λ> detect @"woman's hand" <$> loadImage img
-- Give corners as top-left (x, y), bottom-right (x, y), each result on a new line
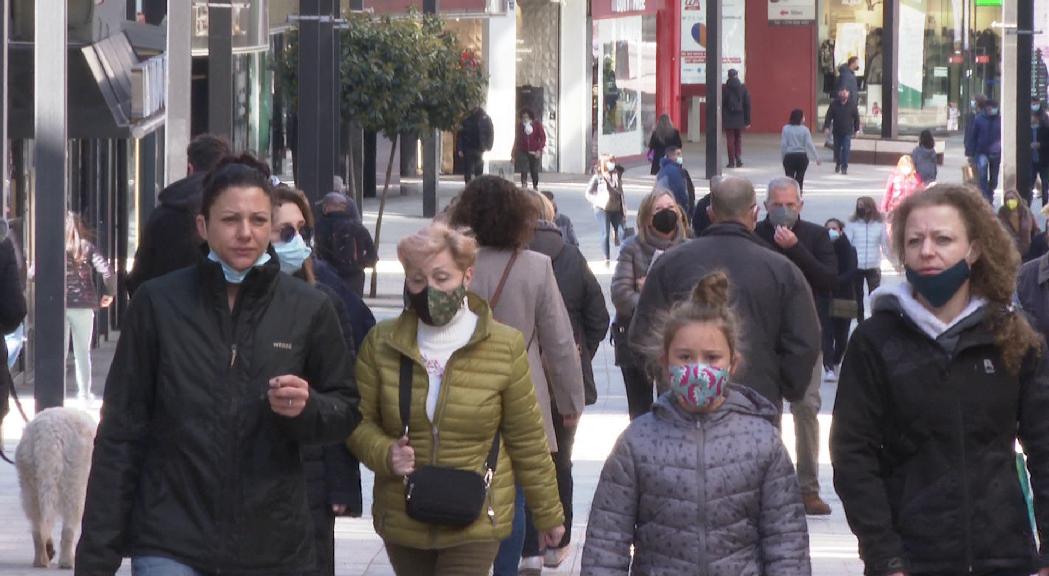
top-left (389, 436), bottom-right (416, 476)
top-left (332, 504), bottom-right (347, 514)
top-left (540, 526), bottom-right (566, 550)
top-left (636, 276), bottom-right (646, 291)
top-left (99, 295), bottom-right (114, 308)
top-left (268, 375), bottom-right (311, 418)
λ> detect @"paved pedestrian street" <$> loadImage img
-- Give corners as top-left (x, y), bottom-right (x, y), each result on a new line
top-left (0, 135), bottom-right (979, 574)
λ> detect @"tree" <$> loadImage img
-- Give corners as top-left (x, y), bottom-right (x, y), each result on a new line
top-left (338, 12), bottom-right (487, 297)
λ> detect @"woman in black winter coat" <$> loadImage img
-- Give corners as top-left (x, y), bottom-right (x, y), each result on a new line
top-left (822, 219), bottom-right (856, 377)
top-left (831, 185), bottom-right (1049, 576)
top-left (270, 187), bottom-right (366, 576)
top-left (0, 227), bottom-right (26, 426)
top-left (526, 191), bottom-right (610, 566)
top-left (77, 155), bottom-right (362, 576)
top-left (648, 114), bottom-right (683, 175)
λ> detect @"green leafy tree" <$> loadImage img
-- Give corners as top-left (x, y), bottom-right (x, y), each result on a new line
top-left (338, 12), bottom-right (487, 297)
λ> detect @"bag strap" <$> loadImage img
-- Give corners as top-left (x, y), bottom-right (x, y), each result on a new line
top-left (488, 251), bottom-right (519, 312)
top-left (398, 354), bottom-right (501, 481)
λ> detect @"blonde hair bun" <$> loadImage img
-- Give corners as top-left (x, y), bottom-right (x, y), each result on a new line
top-left (691, 271), bottom-right (731, 310)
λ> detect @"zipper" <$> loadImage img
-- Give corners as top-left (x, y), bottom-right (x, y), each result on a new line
top-left (229, 344), bottom-right (238, 368)
top-left (695, 418), bottom-right (709, 576)
top-left (948, 355), bottom-right (975, 573)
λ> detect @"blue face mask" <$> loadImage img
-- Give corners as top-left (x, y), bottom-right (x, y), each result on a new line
top-left (905, 256), bottom-right (971, 308)
top-left (208, 250), bottom-right (271, 284)
top-left (274, 233), bottom-right (313, 274)
top-left (668, 362), bottom-right (729, 410)
top-left (828, 229), bottom-right (841, 241)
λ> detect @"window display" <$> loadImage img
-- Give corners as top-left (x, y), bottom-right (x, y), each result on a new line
top-left (594, 15), bottom-right (656, 158)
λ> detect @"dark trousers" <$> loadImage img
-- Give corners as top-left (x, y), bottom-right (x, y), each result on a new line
top-left (854, 268), bottom-right (882, 322)
top-left (822, 317), bottom-right (852, 368)
top-left (522, 404), bottom-right (576, 556)
top-left (976, 154), bottom-right (1000, 203)
top-left (520, 154), bottom-right (540, 190)
top-left (463, 151), bottom-right (484, 184)
top-left (783, 152), bottom-right (810, 191)
top-left (725, 129), bottom-right (743, 162)
top-left (620, 359), bottom-right (653, 420)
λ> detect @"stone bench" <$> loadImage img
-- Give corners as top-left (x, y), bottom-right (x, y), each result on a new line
top-left (847, 136), bottom-right (945, 166)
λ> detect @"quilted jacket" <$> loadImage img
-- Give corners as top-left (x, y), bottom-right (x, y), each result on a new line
top-left (347, 293), bottom-right (563, 550)
top-left (582, 387), bottom-right (811, 576)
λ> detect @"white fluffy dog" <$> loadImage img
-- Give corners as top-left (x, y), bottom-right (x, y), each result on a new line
top-left (15, 407), bottom-right (98, 569)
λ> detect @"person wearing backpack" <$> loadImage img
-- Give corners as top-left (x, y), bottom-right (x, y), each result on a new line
top-left (722, 69), bottom-right (752, 168)
top-left (315, 192), bottom-right (377, 297)
top-left (458, 107), bottom-right (495, 184)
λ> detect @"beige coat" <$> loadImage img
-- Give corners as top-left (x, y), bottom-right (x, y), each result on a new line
top-left (471, 247), bottom-right (585, 452)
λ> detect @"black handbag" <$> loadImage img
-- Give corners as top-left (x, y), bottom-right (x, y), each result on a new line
top-left (399, 355), bottom-right (499, 527)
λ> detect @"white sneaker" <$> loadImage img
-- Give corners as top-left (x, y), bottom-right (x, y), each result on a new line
top-left (543, 545), bottom-right (572, 568)
top-left (519, 556), bottom-right (543, 576)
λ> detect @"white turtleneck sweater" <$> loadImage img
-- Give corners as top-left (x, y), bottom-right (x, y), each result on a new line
top-left (417, 301), bottom-right (479, 422)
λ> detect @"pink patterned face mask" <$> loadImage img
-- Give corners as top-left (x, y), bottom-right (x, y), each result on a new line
top-left (668, 363), bottom-right (729, 410)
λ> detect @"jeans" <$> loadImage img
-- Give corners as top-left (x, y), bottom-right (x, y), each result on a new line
top-left (725, 129), bottom-right (743, 162)
top-left (462, 151), bottom-right (484, 184)
top-left (132, 557), bottom-right (206, 576)
top-left (853, 268), bottom-right (882, 322)
top-left (834, 133), bottom-right (852, 169)
top-left (977, 153), bottom-right (1001, 204)
top-left (520, 154), bottom-right (540, 190)
top-left (594, 208), bottom-right (626, 261)
top-left (822, 317), bottom-right (852, 368)
top-left (64, 308), bottom-right (95, 397)
top-left (493, 487), bottom-right (528, 576)
top-left (782, 152), bottom-right (810, 191)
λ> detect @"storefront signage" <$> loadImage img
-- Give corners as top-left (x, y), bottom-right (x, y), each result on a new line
top-left (613, 0), bottom-right (647, 12)
top-left (362, 0), bottom-right (491, 14)
top-left (593, 0), bottom-right (661, 18)
top-left (768, 0), bottom-right (815, 25)
top-left (680, 0), bottom-right (746, 84)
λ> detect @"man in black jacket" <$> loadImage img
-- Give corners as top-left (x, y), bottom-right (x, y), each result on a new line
top-left (756, 176), bottom-right (838, 516)
top-left (630, 176), bottom-right (820, 412)
top-left (126, 134), bottom-right (230, 294)
top-left (458, 107), bottom-right (495, 183)
top-left (0, 225), bottom-right (27, 429)
top-left (823, 88), bottom-right (860, 174)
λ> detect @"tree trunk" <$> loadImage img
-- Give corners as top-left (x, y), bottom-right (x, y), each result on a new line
top-left (369, 133), bottom-right (399, 298)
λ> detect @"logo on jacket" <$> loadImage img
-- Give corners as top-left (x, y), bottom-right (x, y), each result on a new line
top-left (273, 342), bottom-right (293, 350)
top-left (983, 359), bottom-right (995, 374)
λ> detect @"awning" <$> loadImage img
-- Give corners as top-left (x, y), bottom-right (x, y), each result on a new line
top-left (7, 33), bottom-right (166, 140)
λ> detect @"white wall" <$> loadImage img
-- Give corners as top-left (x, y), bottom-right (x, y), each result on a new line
top-left (485, 11), bottom-right (518, 176)
top-left (559, 0), bottom-right (590, 173)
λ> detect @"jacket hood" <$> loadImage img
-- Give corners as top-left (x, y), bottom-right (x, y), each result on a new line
top-left (660, 156), bottom-right (680, 170)
top-left (528, 221), bottom-right (566, 260)
top-left (651, 385), bottom-right (779, 427)
top-left (726, 77), bottom-right (742, 89)
top-left (912, 146), bottom-right (937, 161)
top-left (158, 172), bottom-right (207, 212)
top-left (870, 281), bottom-right (988, 342)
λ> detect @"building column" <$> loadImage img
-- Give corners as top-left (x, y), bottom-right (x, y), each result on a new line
top-left (1002, 0), bottom-right (1020, 194)
top-left (297, 0), bottom-right (339, 203)
top-left (704, 0), bottom-right (722, 179)
top-left (208, 0), bottom-right (234, 139)
top-left (34, 0), bottom-right (69, 410)
top-left (1015, 0), bottom-right (1034, 194)
top-left (485, 8), bottom-right (518, 177)
top-left (559, 0), bottom-right (588, 174)
top-left (166, 0), bottom-right (192, 185)
top-left (1, 0), bottom-right (8, 217)
top-left (422, 0), bottom-right (439, 217)
top-left (139, 134), bottom-right (159, 228)
top-left (881, 0), bottom-right (899, 139)
top-left (656, 0), bottom-right (682, 127)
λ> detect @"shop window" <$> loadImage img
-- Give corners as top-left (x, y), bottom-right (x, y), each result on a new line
top-left (594, 15), bottom-right (657, 160)
top-left (818, 0), bottom-right (884, 131)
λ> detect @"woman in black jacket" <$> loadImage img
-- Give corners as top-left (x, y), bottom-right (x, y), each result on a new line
top-left (647, 114), bottom-right (683, 175)
top-left (526, 192), bottom-right (609, 567)
top-left (831, 184), bottom-right (1049, 576)
top-left (0, 227), bottom-right (26, 427)
top-left (822, 218), bottom-right (856, 379)
top-left (271, 186), bottom-right (364, 576)
top-left (77, 155), bottom-right (362, 576)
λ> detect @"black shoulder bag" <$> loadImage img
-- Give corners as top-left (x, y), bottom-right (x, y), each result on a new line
top-left (399, 251), bottom-right (518, 527)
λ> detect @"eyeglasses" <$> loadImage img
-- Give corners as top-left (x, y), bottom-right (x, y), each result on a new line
top-left (279, 224), bottom-right (313, 244)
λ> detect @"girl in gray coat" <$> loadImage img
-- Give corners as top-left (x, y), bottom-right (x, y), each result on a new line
top-left (582, 272), bottom-right (811, 576)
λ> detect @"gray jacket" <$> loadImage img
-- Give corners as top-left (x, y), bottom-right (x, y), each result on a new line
top-left (629, 222), bottom-right (820, 409)
top-left (582, 387), bottom-right (811, 576)
top-left (911, 145), bottom-right (938, 183)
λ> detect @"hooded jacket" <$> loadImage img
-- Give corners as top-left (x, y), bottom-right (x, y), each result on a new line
top-left (721, 77), bottom-right (752, 130)
top-left (76, 250), bottom-right (362, 576)
top-left (655, 158), bottom-right (689, 212)
top-left (911, 145), bottom-right (938, 183)
top-left (528, 221), bottom-right (610, 405)
top-left (845, 219), bottom-right (891, 271)
top-left (582, 387), bottom-right (811, 576)
top-left (126, 172), bottom-right (207, 295)
top-left (972, 111), bottom-right (1003, 157)
top-left (314, 211), bottom-right (377, 297)
top-left (831, 283), bottom-right (1049, 576)
top-left (347, 294), bottom-right (563, 549)
top-left (629, 222), bottom-right (820, 409)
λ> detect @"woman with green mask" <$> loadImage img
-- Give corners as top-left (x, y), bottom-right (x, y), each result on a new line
top-left (348, 222), bottom-right (563, 575)
top-left (998, 188), bottom-right (1039, 259)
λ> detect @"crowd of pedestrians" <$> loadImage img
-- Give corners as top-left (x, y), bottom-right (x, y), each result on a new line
top-left (5, 91), bottom-right (1049, 576)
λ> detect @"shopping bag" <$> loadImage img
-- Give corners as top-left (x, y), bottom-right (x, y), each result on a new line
top-left (824, 132), bottom-right (834, 149)
top-left (962, 163), bottom-right (977, 186)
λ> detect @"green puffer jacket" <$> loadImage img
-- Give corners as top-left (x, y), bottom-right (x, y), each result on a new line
top-left (348, 294), bottom-right (564, 549)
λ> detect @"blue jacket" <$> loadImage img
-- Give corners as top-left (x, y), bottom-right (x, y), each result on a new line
top-left (971, 112), bottom-right (1002, 157)
top-left (656, 157), bottom-right (689, 211)
top-left (314, 258), bottom-right (376, 353)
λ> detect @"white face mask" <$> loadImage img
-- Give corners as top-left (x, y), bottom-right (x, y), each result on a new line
top-left (606, 161), bottom-right (616, 171)
top-left (524, 122), bottom-right (534, 136)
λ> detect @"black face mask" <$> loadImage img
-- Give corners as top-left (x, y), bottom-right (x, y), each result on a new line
top-left (652, 209), bottom-right (679, 234)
